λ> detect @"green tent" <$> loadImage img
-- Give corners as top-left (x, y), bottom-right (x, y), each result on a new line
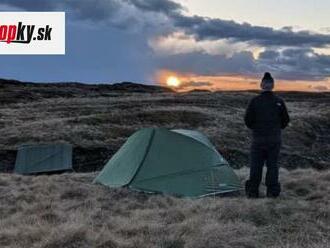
top-left (15, 143), bottom-right (72, 174)
top-left (94, 128), bottom-right (241, 197)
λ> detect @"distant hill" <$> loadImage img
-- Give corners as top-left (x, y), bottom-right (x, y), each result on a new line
top-left (0, 78), bottom-right (173, 104)
top-left (0, 77), bottom-right (329, 173)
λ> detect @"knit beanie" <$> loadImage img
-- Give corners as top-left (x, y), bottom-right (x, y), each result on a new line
top-left (260, 72), bottom-right (274, 91)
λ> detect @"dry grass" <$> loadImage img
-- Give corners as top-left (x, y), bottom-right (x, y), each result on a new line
top-left (0, 89), bottom-right (329, 171)
top-left (0, 82), bottom-right (329, 247)
top-left (0, 168), bottom-right (329, 248)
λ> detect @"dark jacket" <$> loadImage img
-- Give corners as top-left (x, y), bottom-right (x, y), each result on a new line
top-left (244, 91), bottom-right (290, 142)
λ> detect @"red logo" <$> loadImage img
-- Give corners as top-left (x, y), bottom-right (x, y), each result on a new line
top-left (0, 22), bottom-right (52, 44)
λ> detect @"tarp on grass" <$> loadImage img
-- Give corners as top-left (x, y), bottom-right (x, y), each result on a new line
top-left (15, 143), bottom-right (72, 174)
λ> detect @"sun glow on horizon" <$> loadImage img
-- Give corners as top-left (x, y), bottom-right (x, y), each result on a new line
top-left (166, 76), bottom-right (182, 87)
top-left (155, 69), bottom-right (330, 92)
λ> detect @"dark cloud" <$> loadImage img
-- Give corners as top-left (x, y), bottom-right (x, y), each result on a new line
top-left (4, 0), bottom-right (330, 48)
top-left (0, 0), bottom-right (131, 23)
top-left (258, 50), bottom-right (280, 60)
top-left (157, 51), bottom-right (256, 76)
top-left (1, 0), bottom-right (330, 83)
top-left (156, 47), bottom-right (330, 81)
top-left (0, 0), bottom-right (56, 11)
top-left (0, 0), bottom-right (178, 26)
top-left (0, 23), bottom-right (157, 83)
top-left (127, 0), bottom-right (184, 16)
top-left (258, 48), bottom-right (330, 81)
top-left (1, 0), bottom-right (173, 14)
top-left (64, 0), bottom-right (124, 22)
top-left (128, 0), bottom-right (330, 48)
top-left (171, 14), bottom-right (330, 48)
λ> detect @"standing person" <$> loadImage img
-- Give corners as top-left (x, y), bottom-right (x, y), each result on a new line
top-left (244, 72), bottom-right (290, 198)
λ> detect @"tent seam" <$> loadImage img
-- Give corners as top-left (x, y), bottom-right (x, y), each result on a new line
top-left (128, 128), bottom-right (156, 185)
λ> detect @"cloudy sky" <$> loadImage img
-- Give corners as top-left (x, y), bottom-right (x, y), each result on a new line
top-left (1, 0), bottom-right (330, 91)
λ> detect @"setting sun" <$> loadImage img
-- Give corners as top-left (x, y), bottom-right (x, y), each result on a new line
top-left (166, 76), bottom-right (181, 87)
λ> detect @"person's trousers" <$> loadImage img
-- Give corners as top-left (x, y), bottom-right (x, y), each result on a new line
top-left (246, 141), bottom-right (281, 197)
